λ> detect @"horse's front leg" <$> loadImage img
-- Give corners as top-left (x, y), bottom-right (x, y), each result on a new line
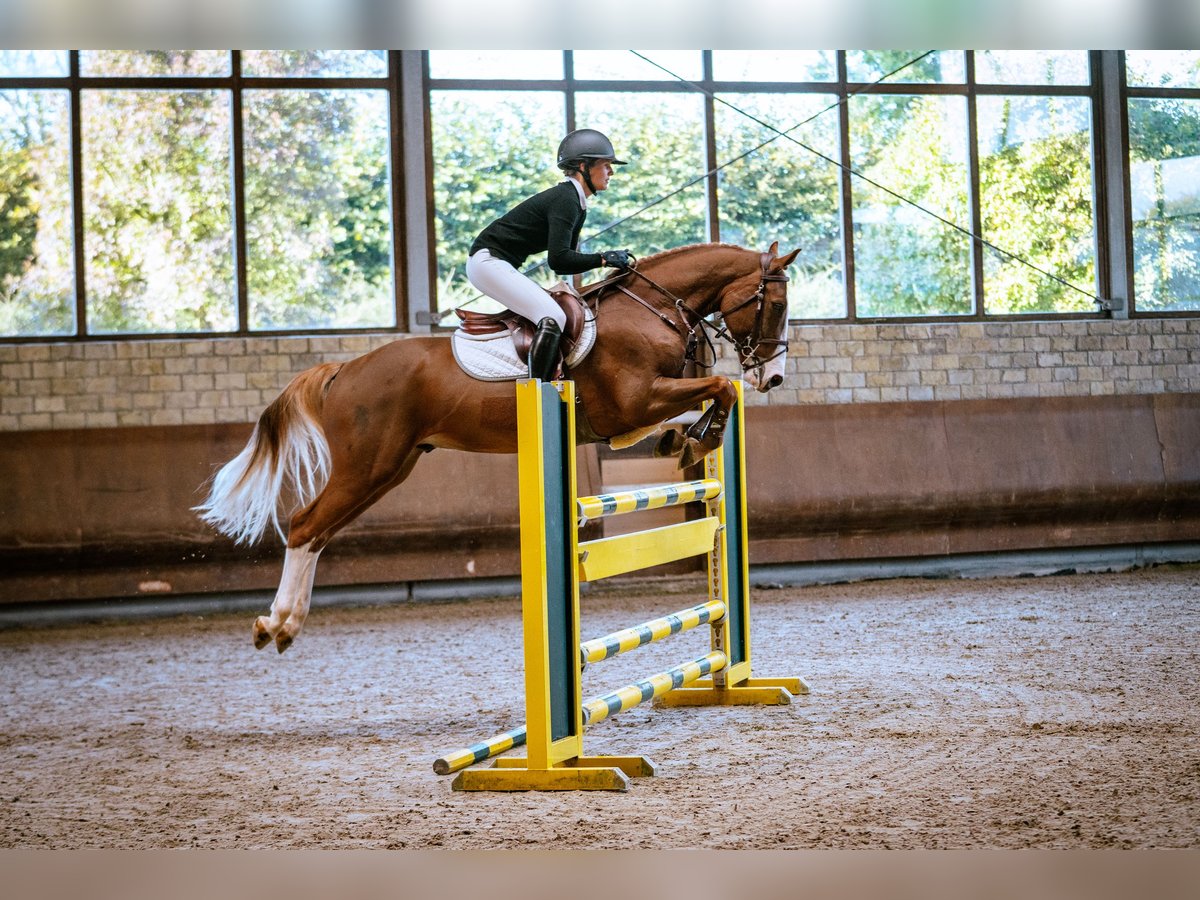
top-left (640, 375), bottom-right (739, 469)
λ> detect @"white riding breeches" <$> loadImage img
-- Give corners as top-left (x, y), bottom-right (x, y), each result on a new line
top-left (466, 249), bottom-right (567, 330)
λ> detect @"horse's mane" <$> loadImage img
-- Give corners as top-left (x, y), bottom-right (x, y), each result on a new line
top-left (633, 242), bottom-right (749, 267)
top-left (580, 242), bottom-right (753, 297)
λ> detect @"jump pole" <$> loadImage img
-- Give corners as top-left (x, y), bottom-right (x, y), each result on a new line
top-left (446, 378), bottom-right (806, 791)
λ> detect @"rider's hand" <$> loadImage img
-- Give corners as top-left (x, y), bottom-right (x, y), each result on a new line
top-left (601, 249), bottom-right (634, 270)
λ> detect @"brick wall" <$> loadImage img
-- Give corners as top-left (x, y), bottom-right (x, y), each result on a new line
top-left (2, 318), bottom-right (1199, 431)
top-left (730, 319), bottom-right (1200, 406)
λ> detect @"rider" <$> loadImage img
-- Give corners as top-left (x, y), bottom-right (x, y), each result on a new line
top-left (466, 128), bottom-right (634, 380)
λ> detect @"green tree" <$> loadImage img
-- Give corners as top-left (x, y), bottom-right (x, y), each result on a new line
top-left (0, 89), bottom-right (73, 336)
top-left (0, 140), bottom-right (38, 294)
top-left (1128, 97), bottom-right (1200, 311)
top-left (978, 97), bottom-right (1096, 313)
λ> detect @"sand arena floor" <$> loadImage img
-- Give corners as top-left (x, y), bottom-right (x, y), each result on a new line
top-left (1, 566), bottom-right (1198, 849)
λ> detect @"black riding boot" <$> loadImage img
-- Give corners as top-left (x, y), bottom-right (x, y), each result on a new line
top-left (527, 317), bottom-right (563, 381)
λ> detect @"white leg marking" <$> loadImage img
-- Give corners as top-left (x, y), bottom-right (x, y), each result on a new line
top-left (257, 544), bottom-right (322, 651)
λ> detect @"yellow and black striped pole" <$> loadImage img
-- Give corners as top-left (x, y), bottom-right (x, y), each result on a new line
top-left (576, 479), bottom-right (723, 524)
top-left (433, 726), bottom-right (526, 776)
top-left (580, 599), bottom-right (726, 666)
top-left (582, 651), bottom-right (728, 727)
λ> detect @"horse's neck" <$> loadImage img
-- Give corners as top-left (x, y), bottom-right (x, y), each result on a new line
top-left (638, 248), bottom-right (745, 316)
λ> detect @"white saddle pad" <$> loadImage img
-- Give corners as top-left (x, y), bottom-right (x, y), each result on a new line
top-left (452, 314), bottom-right (597, 381)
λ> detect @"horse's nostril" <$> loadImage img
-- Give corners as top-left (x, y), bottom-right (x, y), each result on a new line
top-left (765, 374), bottom-right (783, 390)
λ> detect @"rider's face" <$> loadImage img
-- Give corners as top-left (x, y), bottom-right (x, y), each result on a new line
top-left (586, 159), bottom-right (614, 193)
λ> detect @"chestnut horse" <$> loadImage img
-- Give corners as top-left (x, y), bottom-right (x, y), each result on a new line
top-left (197, 241), bottom-right (800, 652)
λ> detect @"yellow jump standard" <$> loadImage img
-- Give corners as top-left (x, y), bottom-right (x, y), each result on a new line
top-left (442, 379), bottom-right (807, 792)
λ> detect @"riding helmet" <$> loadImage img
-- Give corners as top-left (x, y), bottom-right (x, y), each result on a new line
top-left (557, 129), bottom-right (627, 168)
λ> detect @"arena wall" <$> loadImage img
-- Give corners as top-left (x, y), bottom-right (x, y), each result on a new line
top-left (2, 317), bottom-right (1199, 603)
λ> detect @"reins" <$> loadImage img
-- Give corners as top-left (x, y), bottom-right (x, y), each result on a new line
top-left (587, 249), bottom-right (790, 375)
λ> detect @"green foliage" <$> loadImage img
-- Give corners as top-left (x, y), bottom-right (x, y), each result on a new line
top-left (979, 99), bottom-right (1097, 313)
top-left (244, 89), bottom-right (393, 329)
top-left (0, 140), bottom-right (38, 290)
top-left (0, 89), bottom-right (74, 336)
top-left (4, 51), bottom-right (1200, 336)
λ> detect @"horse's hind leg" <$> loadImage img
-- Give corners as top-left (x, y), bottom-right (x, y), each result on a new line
top-left (256, 445), bottom-right (427, 653)
top-left (254, 545), bottom-right (321, 650)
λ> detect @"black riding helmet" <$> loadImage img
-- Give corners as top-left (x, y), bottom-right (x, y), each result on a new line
top-left (556, 128), bottom-right (627, 170)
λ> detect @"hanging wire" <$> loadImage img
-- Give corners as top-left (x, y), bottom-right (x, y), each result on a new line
top-left (436, 50), bottom-right (940, 321)
top-left (627, 50), bottom-right (1104, 308)
top-left (438, 49), bottom-right (1103, 321)
top-left (580, 51), bottom-right (938, 246)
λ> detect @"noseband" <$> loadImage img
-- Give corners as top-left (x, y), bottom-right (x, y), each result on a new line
top-left (595, 250), bottom-right (790, 375)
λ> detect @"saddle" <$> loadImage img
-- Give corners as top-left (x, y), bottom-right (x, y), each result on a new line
top-left (455, 282), bottom-right (589, 368)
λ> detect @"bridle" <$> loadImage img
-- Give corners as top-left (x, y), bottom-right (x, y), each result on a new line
top-left (588, 249), bottom-right (790, 376)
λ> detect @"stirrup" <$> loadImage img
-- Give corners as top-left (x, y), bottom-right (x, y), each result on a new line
top-left (527, 317), bottom-right (563, 381)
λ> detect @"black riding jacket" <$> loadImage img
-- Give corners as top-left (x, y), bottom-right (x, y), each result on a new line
top-left (470, 181), bottom-right (604, 275)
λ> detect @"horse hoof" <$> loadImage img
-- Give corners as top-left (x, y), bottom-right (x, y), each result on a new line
top-left (678, 443), bottom-right (698, 470)
top-left (252, 618), bottom-right (272, 650)
top-left (275, 633), bottom-right (294, 654)
top-left (654, 429), bottom-right (684, 458)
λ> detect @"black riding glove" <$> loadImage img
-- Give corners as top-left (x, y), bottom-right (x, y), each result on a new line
top-left (601, 249), bottom-right (634, 270)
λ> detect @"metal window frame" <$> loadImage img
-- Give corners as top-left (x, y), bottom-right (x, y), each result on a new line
top-left (4, 49), bottom-right (1200, 343)
top-left (423, 49), bottom-right (1140, 327)
top-left (0, 49), bottom-right (409, 343)
top-left (1121, 52), bottom-right (1200, 318)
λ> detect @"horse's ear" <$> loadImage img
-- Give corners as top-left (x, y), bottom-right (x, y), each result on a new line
top-left (773, 247), bottom-right (802, 270)
top-left (766, 240), bottom-right (779, 256)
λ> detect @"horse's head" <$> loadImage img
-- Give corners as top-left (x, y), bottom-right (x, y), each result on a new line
top-left (717, 242), bottom-right (801, 393)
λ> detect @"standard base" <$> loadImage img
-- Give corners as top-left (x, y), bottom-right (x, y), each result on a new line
top-left (451, 755), bottom-right (656, 792)
top-left (653, 676), bottom-right (808, 707)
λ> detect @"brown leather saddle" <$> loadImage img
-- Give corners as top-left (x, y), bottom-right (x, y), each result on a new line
top-left (455, 282), bottom-right (590, 367)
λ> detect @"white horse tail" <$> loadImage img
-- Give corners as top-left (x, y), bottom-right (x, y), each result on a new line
top-left (195, 362), bottom-right (342, 545)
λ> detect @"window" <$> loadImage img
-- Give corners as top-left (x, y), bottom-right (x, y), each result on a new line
top-left (243, 88), bottom-right (394, 330)
top-left (0, 50), bottom-right (397, 338)
top-left (976, 93), bottom-right (1096, 313)
top-left (573, 92), bottom-right (708, 253)
top-left (0, 85), bottom-right (73, 336)
top-left (1126, 51), bottom-right (1200, 313)
top-left (429, 90), bottom-right (565, 312)
top-left (715, 92), bottom-right (843, 318)
top-left (850, 93), bottom-right (973, 317)
top-left (426, 50), bottom-right (1109, 321)
top-left (2, 51), bottom-right (1198, 341)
